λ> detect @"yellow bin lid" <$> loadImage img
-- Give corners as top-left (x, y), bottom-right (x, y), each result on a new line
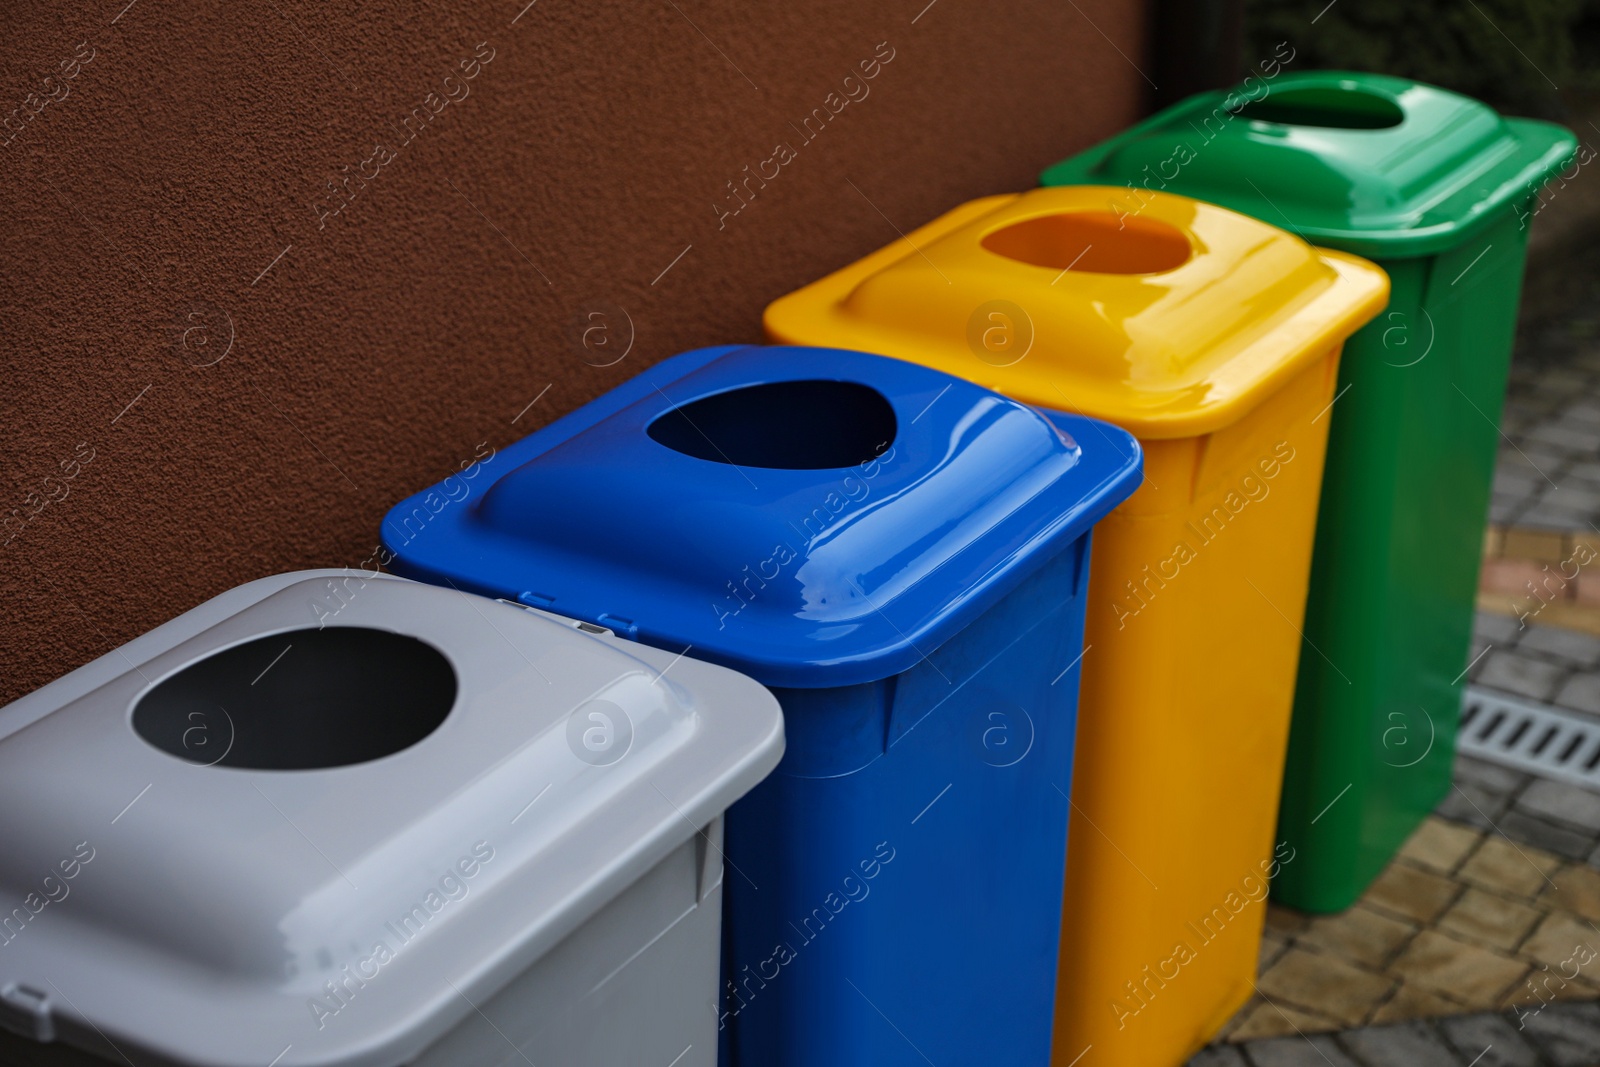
top-left (764, 186), bottom-right (1390, 440)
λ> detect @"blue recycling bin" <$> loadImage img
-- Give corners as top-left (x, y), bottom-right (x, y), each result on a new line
top-left (382, 344), bottom-right (1141, 1066)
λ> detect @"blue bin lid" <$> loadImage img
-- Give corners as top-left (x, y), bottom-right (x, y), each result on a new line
top-left (383, 345), bottom-right (1141, 688)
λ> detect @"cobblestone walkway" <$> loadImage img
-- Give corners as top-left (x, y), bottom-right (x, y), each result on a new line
top-left (1493, 356), bottom-right (1600, 533)
top-left (1487, 211), bottom-right (1600, 536)
top-left (1480, 526), bottom-right (1600, 638)
top-left (1196, 1004), bottom-right (1600, 1066)
top-left (1183, 249), bottom-right (1600, 1067)
top-left (1186, 623), bottom-right (1600, 1064)
top-left (1456, 614), bottom-right (1600, 862)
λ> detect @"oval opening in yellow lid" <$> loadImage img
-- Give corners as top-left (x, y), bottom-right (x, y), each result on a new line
top-left (980, 211), bottom-right (1195, 275)
top-left (766, 186), bottom-right (1389, 439)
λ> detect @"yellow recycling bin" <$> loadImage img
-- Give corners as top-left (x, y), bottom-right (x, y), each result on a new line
top-left (765, 186), bottom-right (1388, 1066)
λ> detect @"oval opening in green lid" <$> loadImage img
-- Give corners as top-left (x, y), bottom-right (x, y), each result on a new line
top-left (1237, 86), bottom-right (1404, 130)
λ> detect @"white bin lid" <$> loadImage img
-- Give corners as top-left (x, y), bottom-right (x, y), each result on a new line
top-left (0, 571), bottom-right (783, 1067)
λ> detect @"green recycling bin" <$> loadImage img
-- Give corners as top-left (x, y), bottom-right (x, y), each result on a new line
top-left (1043, 70), bottom-right (1578, 912)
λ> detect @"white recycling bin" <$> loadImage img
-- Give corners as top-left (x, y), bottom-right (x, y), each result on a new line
top-left (0, 570), bottom-right (782, 1067)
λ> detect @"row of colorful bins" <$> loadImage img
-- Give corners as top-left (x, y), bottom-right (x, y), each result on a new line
top-left (1042, 70), bottom-right (1578, 919)
top-left (765, 70), bottom-right (1576, 1063)
top-left (389, 344), bottom-right (1144, 1064)
top-left (0, 351), bottom-right (1141, 1067)
top-left (766, 186), bottom-right (1386, 1063)
top-left (0, 71), bottom-right (1576, 1067)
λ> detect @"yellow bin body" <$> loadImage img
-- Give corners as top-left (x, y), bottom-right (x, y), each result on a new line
top-left (764, 186), bottom-right (1388, 1066)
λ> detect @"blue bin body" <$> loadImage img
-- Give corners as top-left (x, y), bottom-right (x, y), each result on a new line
top-left (381, 344), bottom-right (1141, 1066)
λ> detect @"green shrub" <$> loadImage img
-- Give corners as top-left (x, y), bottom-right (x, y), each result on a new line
top-left (1244, 0), bottom-right (1600, 118)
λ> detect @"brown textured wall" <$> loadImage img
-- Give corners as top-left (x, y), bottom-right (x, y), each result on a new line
top-left (0, 0), bottom-right (1147, 703)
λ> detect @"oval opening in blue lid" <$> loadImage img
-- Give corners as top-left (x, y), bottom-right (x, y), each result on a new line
top-left (646, 379), bottom-right (897, 470)
top-left (382, 344), bottom-right (1144, 688)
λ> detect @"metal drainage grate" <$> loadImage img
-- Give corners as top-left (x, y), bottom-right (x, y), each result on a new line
top-left (1460, 686), bottom-right (1600, 790)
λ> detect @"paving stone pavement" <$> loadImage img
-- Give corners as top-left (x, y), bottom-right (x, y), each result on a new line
top-left (1190, 1004), bottom-right (1600, 1066)
top-left (1182, 253), bottom-right (1600, 1065)
top-left (1179, 609), bottom-right (1600, 1065)
top-left (1455, 611), bottom-right (1600, 867)
top-left (1208, 812), bottom-right (1600, 1041)
top-left (1491, 337), bottom-right (1600, 533)
top-left (1477, 526), bottom-right (1600, 637)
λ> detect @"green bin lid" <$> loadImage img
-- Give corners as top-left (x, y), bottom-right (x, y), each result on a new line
top-left (1041, 71), bottom-right (1578, 258)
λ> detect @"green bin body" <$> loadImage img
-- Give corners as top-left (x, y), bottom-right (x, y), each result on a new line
top-left (1043, 71), bottom-right (1577, 912)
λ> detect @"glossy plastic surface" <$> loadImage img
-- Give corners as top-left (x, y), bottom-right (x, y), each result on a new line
top-left (1041, 71), bottom-right (1578, 258)
top-left (383, 344), bottom-right (1143, 689)
top-left (724, 534), bottom-right (1092, 1066)
top-left (764, 186), bottom-right (1387, 439)
top-left (381, 344), bottom-right (1141, 1065)
top-left (763, 190), bottom-right (1384, 1065)
top-left (1045, 73), bottom-right (1579, 915)
top-left (0, 572), bottom-right (783, 1067)
top-left (1056, 358), bottom-right (1338, 1066)
top-left (1272, 186), bottom-right (1556, 913)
